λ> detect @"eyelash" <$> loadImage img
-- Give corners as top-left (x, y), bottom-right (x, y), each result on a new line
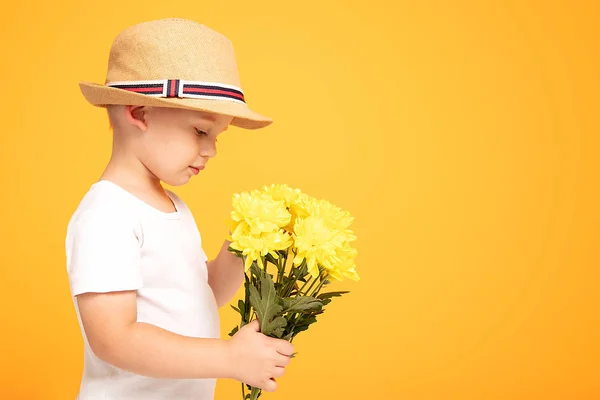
top-left (195, 128), bottom-right (218, 143)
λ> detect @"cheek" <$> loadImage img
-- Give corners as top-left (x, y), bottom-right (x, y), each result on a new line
top-left (166, 131), bottom-right (198, 154)
top-left (165, 144), bottom-right (198, 171)
top-left (144, 133), bottom-right (198, 169)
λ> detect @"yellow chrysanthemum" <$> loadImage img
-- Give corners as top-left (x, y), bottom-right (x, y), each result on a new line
top-left (261, 184), bottom-right (303, 208)
top-left (228, 185), bottom-right (359, 282)
top-left (292, 215), bottom-right (347, 278)
top-left (291, 196), bottom-right (359, 281)
top-left (326, 244), bottom-right (360, 282)
top-left (229, 220), bottom-right (293, 271)
top-left (285, 192), bottom-right (316, 233)
top-left (302, 197), bottom-right (355, 232)
top-left (230, 191), bottom-right (291, 235)
top-left (260, 184), bottom-right (311, 233)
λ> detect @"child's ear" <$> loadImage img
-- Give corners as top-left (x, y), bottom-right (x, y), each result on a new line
top-left (124, 105), bottom-right (148, 132)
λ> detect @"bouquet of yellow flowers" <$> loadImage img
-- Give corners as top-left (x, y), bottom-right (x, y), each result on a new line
top-left (226, 184), bottom-right (360, 400)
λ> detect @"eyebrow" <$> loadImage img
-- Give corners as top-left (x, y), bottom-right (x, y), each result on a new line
top-left (197, 113), bottom-right (217, 122)
top-left (194, 114), bottom-right (229, 132)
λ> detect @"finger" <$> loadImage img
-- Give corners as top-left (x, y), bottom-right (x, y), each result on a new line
top-left (271, 367), bottom-right (285, 378)
top-left (263, 378), bottom-right (277, 392)
top-left (276, 354), bottom-right (291, 367)
top-left (274, 339), bottom-right (294, 356)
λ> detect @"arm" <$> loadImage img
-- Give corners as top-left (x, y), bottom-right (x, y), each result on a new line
top-left (70, 212), bottom-right (292, 390)
top-left (206, 238), bottom-right (244, 308)
top-left (77, 290), bottom-right (231, 379)
top-left (76, 290), bottom-right (293, 390)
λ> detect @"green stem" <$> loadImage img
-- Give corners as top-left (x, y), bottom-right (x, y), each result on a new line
top-left (296, 275), bottom-right (313, 295)
top-left (281, 252), bottom-right (302, 298)
top-left (309, 273), bottom-right (330, 297)
top-left (283, 267), bottom-right (302, 298)
top-left (276, 250), bottom-right (286, 285)
top-left (274, 254), bottom-right (281, 284)
top-left (303, 275), bottom-right (319, 295)
top-left (282, 248), bottom-right (291, 280)
top-left (250, 386), bottom-right (261, 400)
top-left (261, 255), bottom-right (268, 273)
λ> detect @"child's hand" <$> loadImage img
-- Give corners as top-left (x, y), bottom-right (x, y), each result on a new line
top-left (227, 319), bottom-right (294, 392)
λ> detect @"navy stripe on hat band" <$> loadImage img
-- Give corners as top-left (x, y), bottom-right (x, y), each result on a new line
top-left (106, 79), bottom-right (246, 104)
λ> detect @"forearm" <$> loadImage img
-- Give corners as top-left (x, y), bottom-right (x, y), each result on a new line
top-left (207, 239), bottom-right (244, 308)
top-left (101, 321), bottom-right (233, 379)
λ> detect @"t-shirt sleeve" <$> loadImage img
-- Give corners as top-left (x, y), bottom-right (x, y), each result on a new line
top-left (66, 210), bottom-right (143, 296)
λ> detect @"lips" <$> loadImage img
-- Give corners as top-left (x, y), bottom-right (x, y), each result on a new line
top-left (189, 165), bottom-right (205, 175)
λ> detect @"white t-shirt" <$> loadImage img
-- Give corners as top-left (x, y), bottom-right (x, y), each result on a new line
top-left (65, 180), bottom-right (221, 400)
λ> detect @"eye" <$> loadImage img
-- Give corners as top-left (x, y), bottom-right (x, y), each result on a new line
top-left (195, 127), bottom-right (218, 143)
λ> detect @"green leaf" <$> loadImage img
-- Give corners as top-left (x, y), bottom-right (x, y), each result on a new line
top-left (248, 272), bottom-right (288, 338)
top-left (228, 326), bottom-right (239, 337)
top-left (227, 245), bottom-right (244, 258)
top-left (296, 315), bottom-right (318, 327)
top-left (238, 299), bottom-right (246, 316)
top-left (249, 263), bottom-right (262, 278)
top-left (281, 296), bottom-right (323, 314)
top-left (265, 253), bottom-right (285, 271)
top-left (230, 304), bottom-right (241, 314)
top-left (295, 263), bottom-right (308, 277)
top-left (286, 314), bottom-right (319, 337)
top-left (279, 276), bottom-right (298, 297)
top-left (265, 252), bottom-right (279, 266)
top-left (293, 325), bottom-right (310, 335)
top-left (268, 317), bottom-right (287, 338)
top-left (317, 291), bottom-right (350, 300)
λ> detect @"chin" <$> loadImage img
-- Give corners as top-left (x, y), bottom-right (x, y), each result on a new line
top-left (161, 175), bottom-right (191, 187)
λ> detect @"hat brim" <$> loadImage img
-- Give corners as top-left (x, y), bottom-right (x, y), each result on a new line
top-left (79, 81), bottom-right (273, 130)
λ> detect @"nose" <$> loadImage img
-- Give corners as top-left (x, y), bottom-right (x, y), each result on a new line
top-left (200, 140), bottom-right (217, 159)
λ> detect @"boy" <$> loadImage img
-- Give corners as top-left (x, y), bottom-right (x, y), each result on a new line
top-left (66, 18), bottom-right (293, 399)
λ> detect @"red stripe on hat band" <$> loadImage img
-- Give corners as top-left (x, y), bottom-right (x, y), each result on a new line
top-left (170, 80), bottom-right (176, 97)
top-left (184, 88), bottom-right (245, 100)
top-left (109, 80), bottom-right (245, 102)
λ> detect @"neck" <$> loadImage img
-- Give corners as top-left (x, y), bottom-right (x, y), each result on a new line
top-left (100, 145), bottom-right (163, 196)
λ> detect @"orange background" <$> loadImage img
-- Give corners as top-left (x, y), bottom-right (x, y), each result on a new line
top-left (1, 1), bottom-right (599, 399)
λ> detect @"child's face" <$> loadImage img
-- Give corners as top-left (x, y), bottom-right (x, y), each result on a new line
top-left (134, 106), bottom-right (233, 186)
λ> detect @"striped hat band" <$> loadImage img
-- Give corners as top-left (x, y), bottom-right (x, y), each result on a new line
top-left (106, 79), bottom-right (246, 104)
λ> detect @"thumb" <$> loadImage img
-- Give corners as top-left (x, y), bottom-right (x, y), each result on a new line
top-left (243, 319), bottom-right (260, 332)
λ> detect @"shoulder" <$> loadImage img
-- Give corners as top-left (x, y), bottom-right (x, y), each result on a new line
top-left (67, 181), bottom-right (141, 235)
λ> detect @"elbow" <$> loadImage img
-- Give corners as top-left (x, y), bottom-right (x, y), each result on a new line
top-left (87, 329), bottom-right (130, 368)
top-left (88, 337), bottom-right (115, 364)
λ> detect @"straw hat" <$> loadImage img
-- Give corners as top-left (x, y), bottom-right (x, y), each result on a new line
top-left (79, 18), bottom-right (272, 129)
